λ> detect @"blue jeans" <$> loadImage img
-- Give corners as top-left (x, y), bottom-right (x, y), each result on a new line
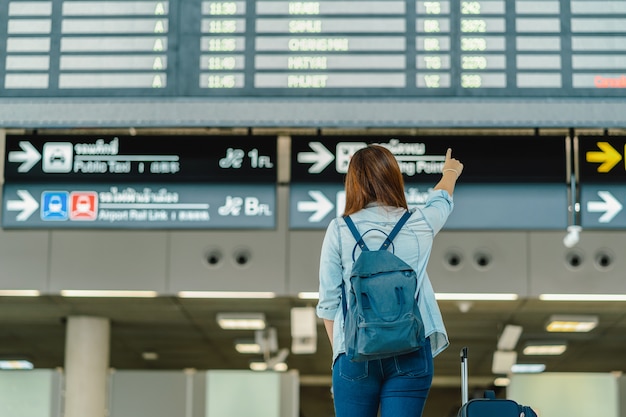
top-left (332, 342), bottom-right (433, 417)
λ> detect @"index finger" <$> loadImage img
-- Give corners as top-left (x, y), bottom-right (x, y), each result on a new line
top-left (446, 148), bottom-right (452, 160)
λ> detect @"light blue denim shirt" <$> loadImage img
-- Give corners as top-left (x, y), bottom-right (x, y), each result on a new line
top-left (316, 189), bottom-right (452, 365)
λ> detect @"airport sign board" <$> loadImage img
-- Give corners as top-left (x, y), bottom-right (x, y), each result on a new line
top-left (291, 135), bottom-right (567, 183)
top-left (5, 135), bottom-right (276, 183)
top-left (3, 135), bottom-right (277, 229)
top-left (290, 183), bottom-right (568, 230)
top-left (2, 183), bottom-right (275, 229)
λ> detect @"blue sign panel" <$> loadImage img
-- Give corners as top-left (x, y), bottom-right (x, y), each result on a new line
top-left (445, 183), bottom-right (568, 230)
top-left (289, 183), bottom-right (568, 230)
top-left (290, 184), bottom-right (344, 229)
top-left (581, 185), bottom-right (626, 229)
top-left (3, 183), bottom-right (275, 229)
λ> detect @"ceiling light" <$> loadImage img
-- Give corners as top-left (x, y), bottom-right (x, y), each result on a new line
top-left (546, 315), bottom-right (598, 332)
top-left (235, 341), bottom-right (262, 354)
top-left (456, 301), bottom-right (473, 313)
top-left (435, 293), bottom-right (519, 301)
top-left (497, 324), bottom-right (523, 351)
top-left (178, 291), bottom-right (275, 299)
top-left (249, 360), bottom-right (288, 372)
top-left (265, 348), bottom-right (290, 371)
top-left (217, 313), bottom-right (266, 330)
top-left (511, 363), bottom-right (546, 373)
top-left (297, 292), bottom-right (319, 300)
top-left (272, 362), bottom-right (288, 372)
top-left (0, 360), bottom-right (34, 370)
top-left (0, 290), bottom-right (40, 297)
top-left (60, 290), bottom-right (158, 298)
top-left (523, 342), bottom-right (567, 356)
top-left (492, 350), bottom-right (517, 374)
top-left (540, 293), bottom-right (626, 301)
top-left (249, 361), bottom-right (268, 371)
top-left (494, 377), bottom-right (510, 387)
top-left (141, 352), bottom-right (159, 361)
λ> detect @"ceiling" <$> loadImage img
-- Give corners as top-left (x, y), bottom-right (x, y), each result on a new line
top-left (1, 294), bottom-right (625, 388)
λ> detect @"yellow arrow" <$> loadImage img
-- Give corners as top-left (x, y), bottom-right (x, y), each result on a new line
top-left (586, 142), bottom-right (622, 173)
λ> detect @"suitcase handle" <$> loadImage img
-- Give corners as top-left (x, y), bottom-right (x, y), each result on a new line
top-left (460, 347), bottom-right (468, 405)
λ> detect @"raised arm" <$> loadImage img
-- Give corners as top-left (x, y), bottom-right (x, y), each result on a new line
top-left (434, 148), bottom-right (464, 196)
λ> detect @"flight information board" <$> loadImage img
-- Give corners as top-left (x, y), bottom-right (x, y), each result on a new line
top-left (1, 0), bottom-right (625, 98)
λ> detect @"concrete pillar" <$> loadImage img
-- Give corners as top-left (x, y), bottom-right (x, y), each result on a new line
top-left (64, 316), bottom-right (110, 417)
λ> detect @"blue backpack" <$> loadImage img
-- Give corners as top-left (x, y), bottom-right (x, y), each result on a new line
top-left (341, 210), bottom-right (426, 362)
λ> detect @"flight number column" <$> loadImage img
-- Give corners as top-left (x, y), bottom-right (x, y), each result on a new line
top-left (458, 0), bottom-right (507, 90)
top-left (254, 1), bottom-right (407, 90)
top-left (416, 1), bottom-right (452, 90)
top-left (200, 1), bottom-right (246, 89)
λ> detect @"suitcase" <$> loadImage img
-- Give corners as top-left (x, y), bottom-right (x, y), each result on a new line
top-left (457, 347), bottom-right (538, 417)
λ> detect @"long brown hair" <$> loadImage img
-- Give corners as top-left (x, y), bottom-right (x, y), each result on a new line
top-left (343, 144), bottom-right (408, 216)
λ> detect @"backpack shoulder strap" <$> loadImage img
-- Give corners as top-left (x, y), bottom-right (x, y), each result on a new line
top-left (343, 215), bottom-right (369, 251)
top-left (379, 209), bottom-right (414, 251)
top-left (341, 280), bottom-right (347, 323)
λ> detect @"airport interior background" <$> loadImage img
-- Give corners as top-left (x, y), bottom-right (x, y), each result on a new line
top-left (2, 1), bottom-right (626, 416)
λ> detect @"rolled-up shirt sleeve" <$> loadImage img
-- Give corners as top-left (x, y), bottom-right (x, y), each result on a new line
top-left (421, 189), bottom-right (454, 234)
top-left (316, 219), bottom-right (343, 321)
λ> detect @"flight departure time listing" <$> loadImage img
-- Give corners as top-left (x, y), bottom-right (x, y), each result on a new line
top-left (1, 0), bottom-right (625, 97)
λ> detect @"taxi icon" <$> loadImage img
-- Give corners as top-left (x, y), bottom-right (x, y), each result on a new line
top-left (42, 142), bottom-right (73, 173)
top-left (48, 151), bottom-right (65, 165)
